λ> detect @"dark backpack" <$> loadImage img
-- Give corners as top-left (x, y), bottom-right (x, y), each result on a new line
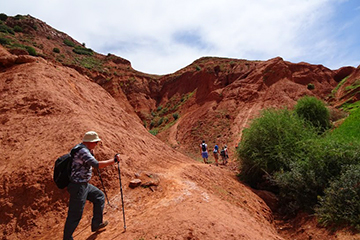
top-left (220, 149), bottom-right (225, 157)
top-left (201, 143), bottom-right (207, 152)
top-left (53, 145), bottom-right (83, 189)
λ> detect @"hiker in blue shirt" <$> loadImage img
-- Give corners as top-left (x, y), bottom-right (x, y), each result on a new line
top-left (63, 131), bottom-right (120, 240)
top-left (213, 145), bottom-right (219, 166)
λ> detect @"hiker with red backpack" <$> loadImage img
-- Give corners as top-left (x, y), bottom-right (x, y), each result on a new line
top-left (199, 140), bottom-right (209, 164)
top-left (63, 131), bottom-right (119, 240)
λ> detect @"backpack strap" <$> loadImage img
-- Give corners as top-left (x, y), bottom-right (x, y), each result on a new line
top-left (70, 144), bottom-right (85, 157)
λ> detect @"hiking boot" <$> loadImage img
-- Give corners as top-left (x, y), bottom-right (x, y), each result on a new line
top-left (92, 221), bottom-right (108, 232)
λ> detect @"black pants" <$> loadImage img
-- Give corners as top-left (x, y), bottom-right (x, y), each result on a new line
top-left (63, 182), bottom-right (105, 240)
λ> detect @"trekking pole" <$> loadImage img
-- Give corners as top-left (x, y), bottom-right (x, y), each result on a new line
top-left (115, 154), bottom-right (126, 231)
top-left (97, 169), bottom-right (112, 207)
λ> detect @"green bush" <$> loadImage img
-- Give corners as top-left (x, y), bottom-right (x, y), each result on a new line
top-left (173, 113), bottom-right (179, 120)
top-left (0, 13), bottom-right (8, 21)
top-left (273, 137), bottom-right (360, 214)
top-left (63, 39), bottom-right (75, 47)
top-left (273, 159), bottom-right (319, 213)
top-left (149, 119), bottom-right (156, 129)
top-left (31, 24), bottom-right (37, 31)
top-left (0, 24), bottom-right (15, 34)
top-left (159, 107), bottom-right (169, 116)
top-left (13, 25), bottom-right (22, 32)
top-left (157, 117), bottom-right (164, 126)
top-left (307, 83), bottom-right (315, 90)
top-left (237, 108), bottom-right (317, 187)
top-left (0, 37), bottom-right (11, 45)
top-left (14, 14), bottom-right (24, 20)
top-left (149, 129), bottom-right (158, 136)
top-left (73, 46), bottom-right (93, 55)
top-left (294, 96), bottom-right (330, 133)
top-left (316, 164), bottom-right (360, 230)
top-left (25, 46), bottom-right (37, 56)
top-left (53, 47), bottom-right (60, 53)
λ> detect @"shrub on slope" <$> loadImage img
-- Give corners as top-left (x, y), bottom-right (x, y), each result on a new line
top-left (237, 96), bottom-right (360, 222)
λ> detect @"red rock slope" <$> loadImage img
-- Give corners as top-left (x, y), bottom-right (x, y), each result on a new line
top-left (0, 46), bottom-right (284, 240)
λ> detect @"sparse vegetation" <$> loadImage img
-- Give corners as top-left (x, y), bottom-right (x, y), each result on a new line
top-left (73, 57), bottom-right (104, 71)
top-left (53, 47), bottom-right (60, 53)
top-left (344, 79), bottom-right (360, 92)
top-left (330, 76), bottom-right (349, 98)
top-left (144, 91), bottom-right (195, 136)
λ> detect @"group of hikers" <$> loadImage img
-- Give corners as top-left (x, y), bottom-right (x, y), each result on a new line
top-left (199, 140), bottom-right (229, 166)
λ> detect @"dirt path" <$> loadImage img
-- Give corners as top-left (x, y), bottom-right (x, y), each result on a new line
top-left (36, 159), bottom-right (283, 240)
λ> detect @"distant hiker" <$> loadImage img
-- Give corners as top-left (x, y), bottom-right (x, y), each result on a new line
top-left (220, 145), bottom-right (229, 165)
top-left (213, 145), bottom-right (219, 166)
top-left (63, 131), bottom-right (120, 240)
top-left (200, 140), bottom-right (209, 164)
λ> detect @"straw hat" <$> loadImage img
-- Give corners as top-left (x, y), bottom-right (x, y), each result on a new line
top-left (82, 131), bottom-right (101, 142)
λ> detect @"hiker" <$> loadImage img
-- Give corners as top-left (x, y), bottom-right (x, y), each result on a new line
top-left (220, 145), bottom-right (229, 165)
top-left (213, 145), bottom-right (219, 166)
top-left (63, 131), bottom-right (120, 240)
top-left (199, 140), bottom-right (209, 164)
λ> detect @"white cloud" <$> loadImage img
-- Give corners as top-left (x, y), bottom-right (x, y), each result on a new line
top-left (2, 0), bottom-right (359, 73)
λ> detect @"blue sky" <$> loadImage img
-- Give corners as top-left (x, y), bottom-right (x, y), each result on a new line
top-left (2, 0), bottom-right (360, 74)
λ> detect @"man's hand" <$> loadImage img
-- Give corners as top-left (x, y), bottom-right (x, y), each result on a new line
top-left (114, 153), bottom-right (120, 163)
